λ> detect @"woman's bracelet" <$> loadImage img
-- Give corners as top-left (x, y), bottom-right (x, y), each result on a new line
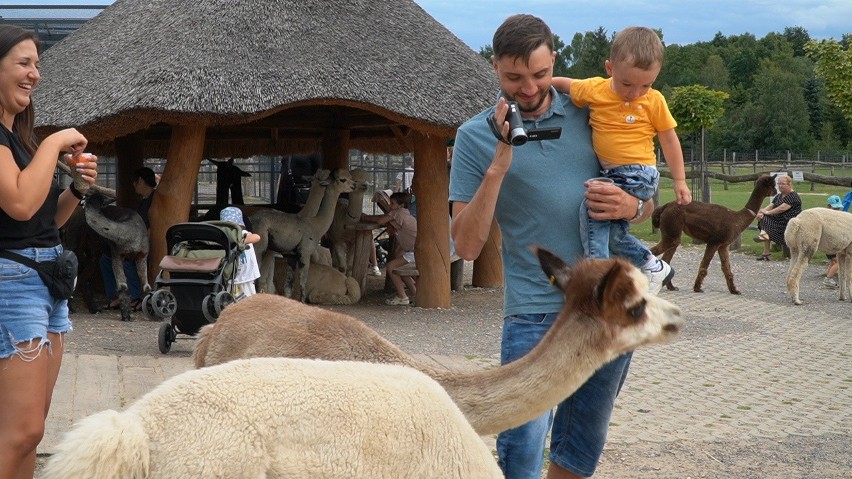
top-left (69, 183), bottom-right (85, 201)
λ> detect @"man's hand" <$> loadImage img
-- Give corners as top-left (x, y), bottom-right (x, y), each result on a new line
top-left (584, 183), bottom-right (647, 222)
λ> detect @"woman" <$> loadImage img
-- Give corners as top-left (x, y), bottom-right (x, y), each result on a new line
top-left (755, 174), bottom-right (801, 260)
top-left (0, 25), bottom-right (98, 479)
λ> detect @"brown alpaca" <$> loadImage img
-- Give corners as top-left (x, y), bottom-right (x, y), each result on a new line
top-left (650, 174), bottom-right (776, 294)
top-left (784, 208), bottom-right (852, 305)
top-left (194, 248), bottom-right (684, 435)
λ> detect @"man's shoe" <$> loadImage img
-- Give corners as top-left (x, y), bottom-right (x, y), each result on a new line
top-left (645, 260), bottom-right (674, 295)
top-left (823, 276), bottom-right (838, 289)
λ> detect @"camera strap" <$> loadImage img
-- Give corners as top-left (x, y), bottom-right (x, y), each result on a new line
top-left (486, 115), bottom-right (512, 145)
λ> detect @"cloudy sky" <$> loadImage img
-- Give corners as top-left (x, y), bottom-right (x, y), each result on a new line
top-left (413, 0), bottom-right (850, 50)
top-left (6, 0), bottom-right (850, 50)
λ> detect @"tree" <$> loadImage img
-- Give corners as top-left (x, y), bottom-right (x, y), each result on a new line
top-left (563, 27), bottom-right (609, 78)
top-left (806, 39), bottom-right (852, 123)
top-left (669, 85), bottom-right (730, 201)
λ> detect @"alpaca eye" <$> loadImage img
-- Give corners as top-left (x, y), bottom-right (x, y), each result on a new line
top-left (628, 300), bottom-right (646, 319)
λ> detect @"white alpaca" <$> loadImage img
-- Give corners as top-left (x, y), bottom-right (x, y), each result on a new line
top-left (194, 248), bottom-right (684, 435)
top-left (250, 169), bottom-right (354, 300)
top-left (326, 168), bottom-right (371, 273)
top-left (41, 358), bottom-right (503, 479)
top-left (785, 207), bottom-right (852, 305)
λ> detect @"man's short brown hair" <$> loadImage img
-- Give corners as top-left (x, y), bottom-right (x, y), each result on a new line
top-left (492, 14), bottom-right (553, 65)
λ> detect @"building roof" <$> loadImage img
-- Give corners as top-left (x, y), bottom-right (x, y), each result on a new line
top-left (32, 0), bottom-right (498, 155)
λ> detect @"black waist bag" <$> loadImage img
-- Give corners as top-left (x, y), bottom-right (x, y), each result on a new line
top-left (0, 249), bottom-right (78, 300)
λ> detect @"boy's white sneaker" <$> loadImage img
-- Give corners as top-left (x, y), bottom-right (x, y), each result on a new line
top-left (385, 296), bottom-right (410, 306)
top-left (370, 265), bottom-right (382, 276)
top-left (645, 260), bottom-right (674, 295)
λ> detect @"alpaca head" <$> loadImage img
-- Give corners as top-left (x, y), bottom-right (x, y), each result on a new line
top-left (330, 169), bottom-right (356, 194)
top-left (535, 247), bottom-right (683, 355)
top-left (308, 168), bottom-right (331, 187)
top-left (350, 168), bottom-right (371, 194)
top-left (755, 174), bottom-right (777, 198)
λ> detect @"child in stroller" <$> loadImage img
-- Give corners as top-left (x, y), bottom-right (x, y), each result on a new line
top-left (143, 215), bottom-right (254, 353)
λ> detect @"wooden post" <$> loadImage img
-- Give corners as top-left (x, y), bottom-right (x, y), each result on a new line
top-left (472, 218), bottom-right (503, 288)
top-left (148, 124), bottom-right (206, 283)
top-left (411, 131), bottom-right (451, 308)
top-left (321, 128), bottom-right (350, 171)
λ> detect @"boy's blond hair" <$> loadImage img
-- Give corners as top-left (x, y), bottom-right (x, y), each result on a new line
top-left (610, 26), bottom-right (664, 70)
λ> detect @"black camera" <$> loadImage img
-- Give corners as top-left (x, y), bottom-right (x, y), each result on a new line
top-left (487, 101), bottom-right (562, 146)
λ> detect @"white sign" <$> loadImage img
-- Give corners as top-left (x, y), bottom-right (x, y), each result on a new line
top-left (791, 170), bottom-right (804, 182)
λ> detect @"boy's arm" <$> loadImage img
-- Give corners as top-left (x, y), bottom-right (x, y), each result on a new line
top-left (658, 128), bottom-right (692, 204)
top-left (551, 77), bottom-right (573, 94)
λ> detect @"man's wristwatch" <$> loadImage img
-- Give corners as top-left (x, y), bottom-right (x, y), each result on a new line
top-left (631, 199), bottom-right (645, 222)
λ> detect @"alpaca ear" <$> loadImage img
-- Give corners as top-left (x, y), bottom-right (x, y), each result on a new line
top-left (593, 263), bottom-right (622, 307)
top-left (533, 247), bottom-right (572, 290)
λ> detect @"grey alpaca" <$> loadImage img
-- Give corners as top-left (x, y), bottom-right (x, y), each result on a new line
top-left (83, 191), bottom-right (151, 321)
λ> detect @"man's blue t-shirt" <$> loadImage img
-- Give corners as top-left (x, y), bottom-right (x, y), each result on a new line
top-left (450, 89), bottom-right (598, 316)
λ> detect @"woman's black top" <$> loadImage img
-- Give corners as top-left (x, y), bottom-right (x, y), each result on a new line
top-left (0, 124), bottom-right (61, 249)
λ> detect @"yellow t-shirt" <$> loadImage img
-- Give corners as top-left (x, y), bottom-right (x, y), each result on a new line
top-left (569, 77), bottom-right (677, 168)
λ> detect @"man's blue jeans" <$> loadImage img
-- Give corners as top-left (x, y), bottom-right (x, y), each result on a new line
top-left (99, 254), bottom-right (142, 300)
top-left (496, 313), bottom-right (632, 478)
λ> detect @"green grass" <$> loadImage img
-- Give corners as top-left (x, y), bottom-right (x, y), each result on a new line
top-left (633, 171), bottom-right (851, 263)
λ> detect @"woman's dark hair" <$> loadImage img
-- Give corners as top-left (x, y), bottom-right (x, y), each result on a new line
top-left (0, 25), bottom-right (40, 155)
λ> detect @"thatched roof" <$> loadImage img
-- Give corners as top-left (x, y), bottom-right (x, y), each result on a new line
top-left (32, 0), bottom-right (498, 156)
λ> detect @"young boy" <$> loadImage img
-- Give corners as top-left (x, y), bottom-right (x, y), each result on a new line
top-left (553, 26), bottom-right (691, 294)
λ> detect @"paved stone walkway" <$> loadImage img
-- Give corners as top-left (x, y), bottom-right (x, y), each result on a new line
top-left (38, 287), bottom-right (851, 474)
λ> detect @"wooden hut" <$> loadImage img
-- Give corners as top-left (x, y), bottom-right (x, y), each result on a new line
top-left (33, 0), bottom-right (502, 308)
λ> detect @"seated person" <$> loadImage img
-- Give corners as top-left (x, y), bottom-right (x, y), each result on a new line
top-left (361, 192), bottom-right (417, 305)
top-left (755, 174), bottom-right (801, 261)
top-left (100, 167), bottom-right (157, 309)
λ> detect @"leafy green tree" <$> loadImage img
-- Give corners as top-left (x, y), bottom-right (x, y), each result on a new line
top-left (752, 65), bottom-right (812, 150)
top-left (697, 54), bottom-right (730, 91)
top-left (669, 85), bottom-right (730, 134)
top-left (806, 39), bottom-right (852, 123)
top-left (783, 26), bottom-right (811, 57)
top-left (563, 27), bottom-right (610, 78)
top-left (478, 45), bottom-right (493, 62)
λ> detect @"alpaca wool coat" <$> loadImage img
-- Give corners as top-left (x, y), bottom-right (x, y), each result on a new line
top-left (42, 357), bottom-right (503, 479)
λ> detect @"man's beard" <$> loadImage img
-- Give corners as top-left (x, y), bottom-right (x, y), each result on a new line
top-left (511, 90), bottom-right (550, 115)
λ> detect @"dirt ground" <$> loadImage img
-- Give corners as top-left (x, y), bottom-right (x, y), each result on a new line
top-left (52, 244), bottom-right (850, 478)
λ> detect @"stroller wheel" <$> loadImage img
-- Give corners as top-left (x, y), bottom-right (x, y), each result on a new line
top-left (158, 322), bottom-right (173, 354)
top-left (141, 294), bottom-right (157, 320)
top-left (214, 291), bottom-right (235, 315)
top-left (201, 294), bottom-right (219, 323)
top-left (151, 290), bottom-right (177, 319)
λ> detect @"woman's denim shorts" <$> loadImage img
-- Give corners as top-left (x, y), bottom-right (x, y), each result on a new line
top-left (0, 246), bottom-right (71, 360)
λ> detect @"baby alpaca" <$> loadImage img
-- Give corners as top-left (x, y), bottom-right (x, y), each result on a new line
top-left (41, 358), bottom-right (503, 479)
top-left (785, 207), bottom-right (852, 305)
top-left (195, 248), bottom-right (684, 435)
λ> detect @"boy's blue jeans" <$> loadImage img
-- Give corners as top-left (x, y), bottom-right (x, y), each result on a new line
top-left (580, 165), bottom-right (659, 267)
top-left (496, 312), bottom-right (632, 478)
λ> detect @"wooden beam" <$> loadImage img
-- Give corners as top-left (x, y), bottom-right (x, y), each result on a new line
top-left (472, 218), bottom-right (502, 287)
top-left (113, 131), bottom-right (144, 208)
top-left (321, 128), bottom-right (350, 170)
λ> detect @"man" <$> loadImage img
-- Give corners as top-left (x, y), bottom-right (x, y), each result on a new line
top-left (450, 14), bottom-right (652, 479)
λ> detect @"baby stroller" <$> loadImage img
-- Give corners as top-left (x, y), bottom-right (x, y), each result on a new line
top-left (142, 221), bottom-right (246, 353)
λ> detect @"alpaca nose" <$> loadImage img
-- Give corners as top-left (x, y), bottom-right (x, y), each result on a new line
top-left (663, 305), bottom-right (684, 334)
